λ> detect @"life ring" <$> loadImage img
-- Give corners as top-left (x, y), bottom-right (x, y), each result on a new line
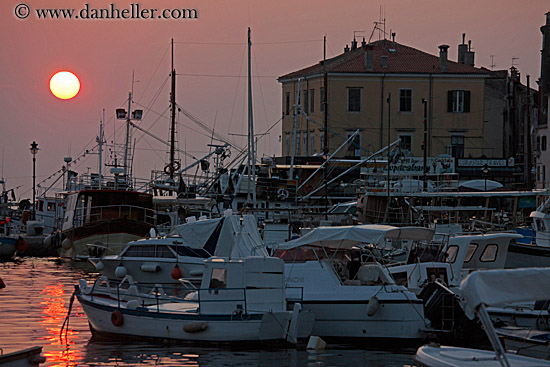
top-left (277, 188), bottom-right (289, 201)
top-left (111, 310), bottom-right (124, 326)
top-left (164, 161), bottom-right (181, 174)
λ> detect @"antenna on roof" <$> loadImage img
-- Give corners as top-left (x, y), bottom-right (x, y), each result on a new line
top-left (368, 8), bottom-right (389, 43)
top-left (511, 57), bottom-right (519, 68)
top-left (490, 55), bottom-right (496, 70)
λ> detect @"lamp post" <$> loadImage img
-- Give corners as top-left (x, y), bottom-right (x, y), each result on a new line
top-left (30, 141), bottom-right (39, 220)
top-left (482, 163), bottom-right (490, 192)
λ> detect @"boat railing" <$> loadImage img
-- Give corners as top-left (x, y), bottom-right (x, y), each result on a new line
top-left (73, 204), bottom-right (156, 226)
top-left (87, 277), bottom-right (302, 315)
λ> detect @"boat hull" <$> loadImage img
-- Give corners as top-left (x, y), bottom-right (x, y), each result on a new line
top-left (78, 295), bottom-right (313, 343)
top-left (0, 236), bottom-right (17, 259)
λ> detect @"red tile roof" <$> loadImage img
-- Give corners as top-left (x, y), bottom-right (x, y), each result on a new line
top-left (278, 39), bottom-right (489, 80)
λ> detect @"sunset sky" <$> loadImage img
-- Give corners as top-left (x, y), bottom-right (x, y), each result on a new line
top-left (1, 0), bottom-right (548, 200)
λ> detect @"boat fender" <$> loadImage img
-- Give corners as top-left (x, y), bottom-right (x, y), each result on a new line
top-left (141, 264), bottom-right (161, 272)
top-left (111, 310), bottom-right (124, 327)
top-left (183, 322), bottom-right (208, 333)
top-left (127, 300), bottom-right (140, 310)
top-left (95, 261), bottom-right (105, 271)
top-left (0, 276), bottom-right (5, 289)
top-left (61, 238), bottom-right (72, 250)
top-left (306, 336), bottom-right (326, 351)
top-left (171, 264), bottom-right (182, 280)
top-left (366, 296), bottom-right (380, 316)
top-left (115, 265), bottom-right (128, 278)
top-left (44, 234), bottom-right (53, 247)
top-left (16, 237), bottom-right (28, 252)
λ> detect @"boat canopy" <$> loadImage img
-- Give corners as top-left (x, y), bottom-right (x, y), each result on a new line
top-left (460, 268), bottom-right (550, 315)
top-left (275, 224), bottom-right (434, 250)
top-left (171, 215), bottom-right (268, 258)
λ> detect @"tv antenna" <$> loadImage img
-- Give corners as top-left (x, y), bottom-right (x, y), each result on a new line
top-left (490, 55), bottom-right (496, 70)
top-left (511, 57), bottom-right (519, 68)
top-left (368, 5), bottom-right (388, 43)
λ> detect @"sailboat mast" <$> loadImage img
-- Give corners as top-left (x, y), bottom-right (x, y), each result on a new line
top-left (169, 38), bottom-right (177, 179)
top-left (123, 90), bottom-right (132, 178)
top-left (247, 28), bottom-right (256, 207)
top-left (98, 109), bottom-right (105, 189)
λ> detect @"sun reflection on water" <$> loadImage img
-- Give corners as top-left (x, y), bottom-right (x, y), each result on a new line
top-left (39, 283), bottom-right (83, 366)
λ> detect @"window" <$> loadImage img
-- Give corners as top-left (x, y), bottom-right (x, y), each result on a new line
top-left (347, 132), bottom-right (361, 157)
top-left (399, 134), bottom-right (412, 153)
top-left (399, 89), bottom-right (412, 112)
top-left (543, 136), bottom-right (547, 151)
top-left (464, 243), bottom-right (478, 263)
top-left (303, 89), bottom-right (309, 113)
top-left (320, 130), bottom-right (325, 152)
top-left (347, 87), bottom-right (362, 112)
top-left (480, 244), bottom-right (498, 262)
top-left (447, 90), bottom-right (471, 113)
top-left (209, 268), bottom-right (227, 288)
top-left (310, 131), bottom-right (315, 154)
top-left (320, 87), bottom-right (325, 112)
top-left (445, 245), bottom-right (459, 263)
top-left (285, 92), bottom-right (290, 116)
top-left (302, 131), bottom-right (308, 156)
top-left (296, 132), bottom-right (301, 156)
top-left (450, 135), bottom-right (465, 158)
top-left (310, 89), bottom-right (315, 113)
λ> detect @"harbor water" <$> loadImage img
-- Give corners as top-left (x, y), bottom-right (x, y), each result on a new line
top-left (0, 258), bottom-right (416, 366)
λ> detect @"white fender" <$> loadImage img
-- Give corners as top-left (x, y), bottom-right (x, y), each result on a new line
top-left (366, 296), bottom-right (380, 316)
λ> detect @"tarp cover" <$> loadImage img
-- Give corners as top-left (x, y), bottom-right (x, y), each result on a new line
top-left (460, 268), bottom-right (550, 314)
top-left (275, 224), bottom-right (434, 250)
top-left (172, 215), bottom-right (268, 258)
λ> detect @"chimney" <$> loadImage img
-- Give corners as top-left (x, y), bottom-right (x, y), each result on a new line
top-left (381, 55), bottom-right (388, 68)
top-left (463, 40), bottom-right (475, 66)
top-left (361, 37), bottom-right (366, 47)
top-left (391, 32), bottom-right (396, 42)
top-left (439, 44), bottom-right (450, 72)
top-left (510, 66), bottom-right (520, 82)
top-left (458, 33), bottom-right (468, 64)
top-left (351, 37), bottom-right (358, 50)
top-left (365, 45), bottom-right (374, 71)
top-left (344, 44), bottom-right (350, 52)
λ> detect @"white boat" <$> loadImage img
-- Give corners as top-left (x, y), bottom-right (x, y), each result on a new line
top-left (273, 224), bottom-right (433, 341)
top-left (89, 214), bottom-right (267, 285)
top-left (77, 256), bottom-right (314, 343)
top-left (415, 268), bottom-right (550, 367)
top-left (0, 346), bottom-right (45, 367)
top-left (497, 326), bottom-right (550, 360)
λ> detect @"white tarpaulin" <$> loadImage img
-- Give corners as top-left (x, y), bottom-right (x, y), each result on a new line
top-left (172, 215), bottom-right (267, 258)
top-left (460, 268), bottom-right (550, 314)
top-left (275, 224), bottom-right (434, 250)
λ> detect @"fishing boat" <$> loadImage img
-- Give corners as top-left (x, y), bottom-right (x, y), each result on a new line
top-left (76, 256), bottom-right (314, 343)
top-left (272, 224), bottom-right (433, 341)
top-left (415, 268), bottom-right (550, 367)
top-left (89, 213), bottom-right (268, 286)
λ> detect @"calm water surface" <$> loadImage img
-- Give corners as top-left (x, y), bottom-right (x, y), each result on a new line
top-left (0, 258), bottom-right (416, 366)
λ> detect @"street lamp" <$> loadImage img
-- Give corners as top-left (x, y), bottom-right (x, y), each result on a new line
top-left (30, 141), bottom-right (39, 220)
top-left (482, 163), bottom-right (490, 192)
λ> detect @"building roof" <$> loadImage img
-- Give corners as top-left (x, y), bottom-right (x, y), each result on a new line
top-left (278, 39), bottom-right (489, 81)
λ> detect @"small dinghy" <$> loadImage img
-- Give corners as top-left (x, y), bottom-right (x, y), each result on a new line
top-left (0, 346), bottom-right (45, 366)
top-left (415, 268), bottom-right (550, 366)
top-left (76, 256), bottom-right (314, 344)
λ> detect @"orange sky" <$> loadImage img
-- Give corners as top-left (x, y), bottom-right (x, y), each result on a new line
top-left (1, 0), bottom-right (548, 198)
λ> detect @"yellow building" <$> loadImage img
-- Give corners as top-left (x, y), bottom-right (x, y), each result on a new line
top-left (278, 39), bottom-right (491, 160)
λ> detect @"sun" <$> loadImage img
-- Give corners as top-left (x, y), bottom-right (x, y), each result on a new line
top-left (49, 71), bottom-right (80, 100)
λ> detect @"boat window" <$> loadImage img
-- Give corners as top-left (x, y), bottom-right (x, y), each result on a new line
top-left (444, 245), bottom-right (459, 263)
top-left (480, 244), bottom-right (498, 262)
top-left (464, 243), bottom-right (478, 263)
top-left (124, 245), bottom-right (156, 257)
top-left (209, 268), bottom-right (226, 288)
top-left (392, 271), bottom-right (408, 286)
top-left (155, 245), bottom-right (176, 258)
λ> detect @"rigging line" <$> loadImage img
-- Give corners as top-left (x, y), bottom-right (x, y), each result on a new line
top-left (252, 47), bottom-right (271, 155)
top-left (139, 134), bottom-right (166, 162)
top-left (228, 44), bottom-right (247, 147)
top-left (173, 41), bottom-right (245, 45)
top-left (302, 113), bottom-right (370, 153)
top-left (175, 73), bottom-right (279, 78)
top-left (137, 45), bottom-right (170, 102)
top-left (141, 77), bottom-right (170, 121)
